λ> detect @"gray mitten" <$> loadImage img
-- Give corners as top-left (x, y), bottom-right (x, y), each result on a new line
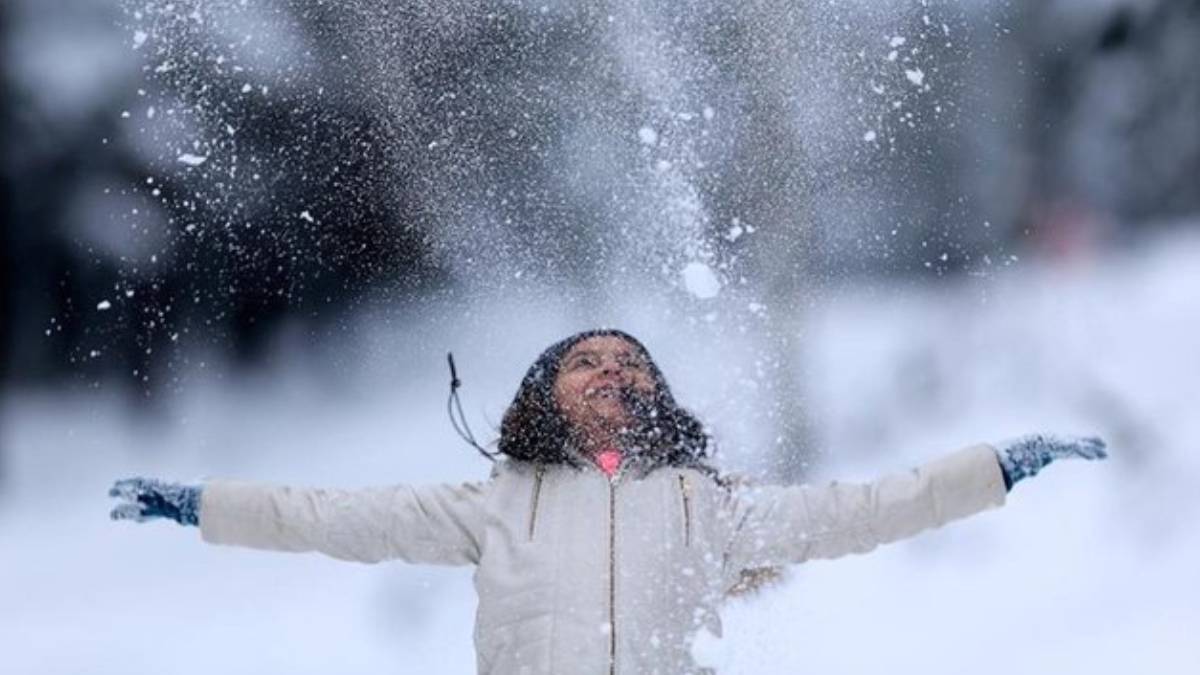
top-left (109, 477), bottom-right (203, 526)
top-left (994, 433), bottom-right (1107, 491)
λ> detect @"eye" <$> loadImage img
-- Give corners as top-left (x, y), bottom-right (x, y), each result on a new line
top-left (618, 354), bottom-right (645, 370)
top-left (572, 354), bottom-right (599, 369)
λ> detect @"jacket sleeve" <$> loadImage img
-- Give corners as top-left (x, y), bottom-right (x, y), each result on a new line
top-left (198, 479), bottom-right (489, 566)
top-left (722, 444), bottom-right (1006, 573)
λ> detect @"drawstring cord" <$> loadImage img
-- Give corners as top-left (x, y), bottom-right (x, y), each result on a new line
top-left (447, 352), bottom-right (499, 462)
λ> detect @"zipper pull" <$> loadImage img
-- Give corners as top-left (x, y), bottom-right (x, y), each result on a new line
top-left (528, 465), bottom-right (546, 541)
top-left (678, 473), bottom-right (692, 547)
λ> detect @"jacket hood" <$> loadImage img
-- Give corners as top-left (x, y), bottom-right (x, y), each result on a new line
top-left (498, 328), bottom-right (716, 478)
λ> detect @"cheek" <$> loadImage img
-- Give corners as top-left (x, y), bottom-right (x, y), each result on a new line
top-left (551, 385), bottom-right (569, 413)
top-left (553, 376), bottom-right (583, 411)
top-left (633, 372), bottom-right (656, 392)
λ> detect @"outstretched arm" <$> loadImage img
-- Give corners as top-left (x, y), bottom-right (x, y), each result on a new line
top-left (109, 477), bottom-right (489, 566)
top-left (723, 434), bottom-right (1106, 574)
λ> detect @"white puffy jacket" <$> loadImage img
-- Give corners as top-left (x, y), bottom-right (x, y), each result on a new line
top-left (200, 444), bottom-right (1007, 674)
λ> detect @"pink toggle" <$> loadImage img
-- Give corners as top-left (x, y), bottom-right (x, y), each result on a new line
top-left (595, 448), bottom-right (622, 477)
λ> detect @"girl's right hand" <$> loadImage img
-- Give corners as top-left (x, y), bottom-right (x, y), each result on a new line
top-left (109, 477), bottom-right (202, 526)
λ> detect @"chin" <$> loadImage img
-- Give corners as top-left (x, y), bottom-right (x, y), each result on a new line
top-left (587, 414), bottom-right (623, 428)
top-left (590, 412), bottom-right (632, 432)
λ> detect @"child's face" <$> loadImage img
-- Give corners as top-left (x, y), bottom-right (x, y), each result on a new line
top-left (552, 335), bottom-right (656, 442)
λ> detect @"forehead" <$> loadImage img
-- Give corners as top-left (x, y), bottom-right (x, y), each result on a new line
top-left (562, 335), bottom-right (644, 359)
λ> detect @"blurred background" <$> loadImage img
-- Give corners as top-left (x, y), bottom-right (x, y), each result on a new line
top-left (2, 0), bottom-right (1198, 673)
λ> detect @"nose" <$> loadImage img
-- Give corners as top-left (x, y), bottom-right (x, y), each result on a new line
top-left (598, 355), bottom-right (629, 377)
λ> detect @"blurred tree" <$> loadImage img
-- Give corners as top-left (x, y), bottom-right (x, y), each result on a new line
top-left (1, 0), bottom-right (11, 485)
top-left (3, 0), bottom-right (454, 395)
top-left (1, 0), bottom-right (12, 388)
top-left (982, 0), bottom-right (1200, 251)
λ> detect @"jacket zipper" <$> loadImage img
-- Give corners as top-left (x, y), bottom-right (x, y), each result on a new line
top-left (527, 465), bottom-right (545, 541)
top-left (677, 474), bottom-right (692, 547)
top-left (608, 478), bottom-right (617, 675)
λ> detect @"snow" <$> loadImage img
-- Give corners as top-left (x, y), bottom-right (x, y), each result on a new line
top-left (904, 68), bottom-right (925, 86)
top-left (176, 153), bottom-right (208, 166)
top-left (96, 300), bottom-right (111, 311)
top-left (637, 126), bottom-right (659, 146)
top-left (680, 261), bottom-right (721, 299)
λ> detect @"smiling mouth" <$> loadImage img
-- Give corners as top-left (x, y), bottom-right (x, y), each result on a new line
top-left (585, 383), bottom-right (624, 400)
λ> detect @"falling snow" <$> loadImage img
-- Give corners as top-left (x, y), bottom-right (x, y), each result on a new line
top-left (681, 262), bottom-right (721, 299)
top-left (176, 153), bottom-right (208, 166)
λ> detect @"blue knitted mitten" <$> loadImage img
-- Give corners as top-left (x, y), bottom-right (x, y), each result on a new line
top-left (109, 477), bottom-right (203, 526)
top-left (994, 433), bottom-right (1107, 491)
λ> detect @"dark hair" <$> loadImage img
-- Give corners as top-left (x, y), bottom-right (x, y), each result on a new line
top-left (498, 329), bottom-right (715, 475)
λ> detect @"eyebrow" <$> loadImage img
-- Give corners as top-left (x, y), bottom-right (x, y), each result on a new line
top-left (565, 349), bottom-right (640, 363)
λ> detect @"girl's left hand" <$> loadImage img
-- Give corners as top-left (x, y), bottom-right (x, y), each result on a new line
top-left (994, 433), bottom-right (1108, 490)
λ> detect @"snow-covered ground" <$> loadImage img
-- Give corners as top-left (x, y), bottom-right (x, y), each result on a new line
top-left (2, 230), bottom-right (1197, 674)
top-left (704, 231), bottom-right (1200, 673)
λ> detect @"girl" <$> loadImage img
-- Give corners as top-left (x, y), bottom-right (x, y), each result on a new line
top-left (110, 328), bottom-right (1106, 674)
